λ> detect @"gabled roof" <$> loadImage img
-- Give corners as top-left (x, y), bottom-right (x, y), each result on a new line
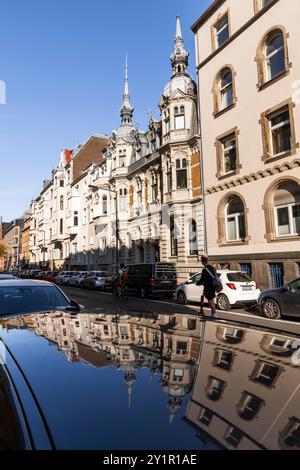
top-left (72, 135), bottom-right (110, 182)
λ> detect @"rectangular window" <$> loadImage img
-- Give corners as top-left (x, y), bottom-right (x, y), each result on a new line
top-left (215, 14), bottom-right (229, 49)
top-left (176, 341), bottom-right (187, 355)
top-left (261, 102), bottom-right (297, 162)
top-left (269, 110), bottom-right (291, 157)
top-left (251, 361), bottom-right (280, 387)
top-left (198, 408), bottom-right (213, 426)
top-left (173, 369), bottom-right (184, 382)
top-left (59, 219), bottom-right (63, 234)
top-left (213, 349), bottom-right (234, 371)
top-left (224, 427), bottom-right (243, 448)
top-left (174, 115), bottom-right (185, 130)
top-left (222, 135), bottom-right (237, 174)
top-left (165, 118), bottom-right (170, 134)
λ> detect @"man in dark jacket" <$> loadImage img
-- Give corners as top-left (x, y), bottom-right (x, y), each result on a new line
top-left (197, 256), bottom-right (217, 318)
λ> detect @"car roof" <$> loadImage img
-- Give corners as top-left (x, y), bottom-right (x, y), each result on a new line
top-left (0, 280), bottom-right (55, 288)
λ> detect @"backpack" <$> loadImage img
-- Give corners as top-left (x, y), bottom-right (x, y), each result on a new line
top-left (205, 267), bottom-right (223, 293)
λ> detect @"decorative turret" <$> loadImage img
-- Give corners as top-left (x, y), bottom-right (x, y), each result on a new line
top-left (120, 54), bottom-right (134, 127)
top-left (170, 16), bottom-right (189, 77)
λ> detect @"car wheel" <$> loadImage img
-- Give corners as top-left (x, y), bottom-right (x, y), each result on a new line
top-left (217, 294), bottom-right (231, 311)
top-left (139, 288), bottom-right (147, 299)
top-left (262, 299), bottom-right (281, 319)
top-left (177, 291), bottom-right (187, 305)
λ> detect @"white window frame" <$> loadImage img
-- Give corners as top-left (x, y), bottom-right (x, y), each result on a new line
top-left (222, 137), bottom-right (237, 174)
top-left (220, 71), bottom-right (233, 110)
top-left (269, 112), bottom-right (290, 158)
top-left (215, 15), bottom-right (229, 48)
top-left (226, 208), bottom-right (244, 242)
top-left (274, 202), bottom-right (300, 237)
top-left (265, 34), bottom-right (284, 81)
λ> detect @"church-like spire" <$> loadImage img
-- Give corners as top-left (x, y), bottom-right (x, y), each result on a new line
top-left (170, 16), bottom-right (189, 76)
top-left (120, 54), bottom-right (134, 127)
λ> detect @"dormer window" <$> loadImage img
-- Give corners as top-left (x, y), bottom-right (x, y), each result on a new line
top-left (174, 106), bottom-right (185, 130)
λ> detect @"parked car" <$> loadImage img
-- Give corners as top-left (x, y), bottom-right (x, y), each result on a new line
top-left (0, 280), bottom-right (81, 316)
top-left (176, 270), bottom-right (261, 310)
top-left (126, 263), bottom-right (177, 298)
top-left (27, 270), bottom-right (42, 279)
top-left (0, 274), bottom-right (17, 281)
top-left (80, 271), bottom-right (110, 290)
top-left (68, 272), bottom-right (89, 288)
top-left (55, 271), bottom-right (75, 285)
top-left (259, 277), bottom-right (300, 319)
top-left (42, 271), bottom-right (59, 283)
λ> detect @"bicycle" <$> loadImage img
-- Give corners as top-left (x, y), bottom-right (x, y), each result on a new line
top-left (112, 282), bottom-right (128, 301)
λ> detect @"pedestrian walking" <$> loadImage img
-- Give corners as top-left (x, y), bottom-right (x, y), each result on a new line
top-left (197, 256), bottom-right (222, 319)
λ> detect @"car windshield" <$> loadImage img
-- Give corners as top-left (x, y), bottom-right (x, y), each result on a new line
top-left (226, 272), bottom-right (251, 282)
top-left (0, 286), bottom-right (70, 315)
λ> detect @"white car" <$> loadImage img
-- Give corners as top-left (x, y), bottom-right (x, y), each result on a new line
top-left (55, 271), bottom-right (74, 285)
top-left (68, 272), bottom-right (89, 288)
top-left (176, 270), bottom-right (261, 310)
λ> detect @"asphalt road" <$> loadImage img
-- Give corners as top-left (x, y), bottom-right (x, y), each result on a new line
top-left (62, 286), bottom-right (300, 336)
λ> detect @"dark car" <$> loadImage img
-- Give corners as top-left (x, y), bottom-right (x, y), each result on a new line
top-left (0, 280), bottom-right (81, 316)
top-left (127, 262), bottom-right (177, 298)
top-left (259, 277), bottom-right (300, 319)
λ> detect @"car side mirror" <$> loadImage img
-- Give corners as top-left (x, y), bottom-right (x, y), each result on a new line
top-left (282, 284), bottom-right (290, 292)
top-left (186, 279), bottom-right (193, 285)
top-left (65, 299), bottom-right (81, 312)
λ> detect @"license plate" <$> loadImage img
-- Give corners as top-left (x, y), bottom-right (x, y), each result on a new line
top-left (162, 280), bottom-right (171, 284)
top-left (242, 286), bottom-right (253, 291)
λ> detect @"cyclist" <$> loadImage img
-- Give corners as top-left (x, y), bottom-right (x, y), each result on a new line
top-left (113, 264), bottom-right (128, 298)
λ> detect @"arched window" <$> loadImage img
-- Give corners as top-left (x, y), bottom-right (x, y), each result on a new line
top-left (237, 392), bottom-right (264, 421)
top-left (279, 418), bottom-right (300, 450)
top-left (226, 197), bottom-right (246, 242)
top-left (189, 219), bottom-right (198, 255)
top-left (102, 195), bottom-right (108, 215)
top-left (213, 66), bottom-right (235, 115)
top-left (176, 159), bottom-right (188, 189)
top-left (220, 69), bottom-right (233, 110)
top-left (257, 28), bottom-right (289, 87)
top-left (170, 215), bottom-right (178, 257)
top-left (60, 196), bottom-right (64, 211)
top-left (265, 31), bottom-right (285, 81)
top-left (274, 181), bottom-right (300, 237)
top-left (205, 377), bottom-right (226, 401)
top-left (73, 211), bottom-right (78, 227)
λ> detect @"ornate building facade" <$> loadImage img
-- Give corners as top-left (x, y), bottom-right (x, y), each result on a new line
top-left (29, 17), bottom-right (204, 280)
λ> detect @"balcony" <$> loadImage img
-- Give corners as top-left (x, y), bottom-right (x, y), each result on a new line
top-left (68, 225), bottom-right (79, 236)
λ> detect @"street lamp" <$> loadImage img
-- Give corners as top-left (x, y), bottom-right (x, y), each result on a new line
top-left (89, 184), bottom-right (120, 272)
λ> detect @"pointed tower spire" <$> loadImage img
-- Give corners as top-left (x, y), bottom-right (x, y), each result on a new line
top-left (120, 54), bottom-right (134, 127)
top-left (176, 15), bottom-right (182, 39)
top-left (171, 16), bottom-right (189, 76)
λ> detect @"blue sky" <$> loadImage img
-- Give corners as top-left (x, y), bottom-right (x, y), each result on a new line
top-left (0, 0), bottom-right (211, 221)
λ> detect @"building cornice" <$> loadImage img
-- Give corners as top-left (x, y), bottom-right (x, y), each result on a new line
top-left (194, 0), bottom-right (280, 70)
top-left (206, 158), bottom-right (300, 195)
